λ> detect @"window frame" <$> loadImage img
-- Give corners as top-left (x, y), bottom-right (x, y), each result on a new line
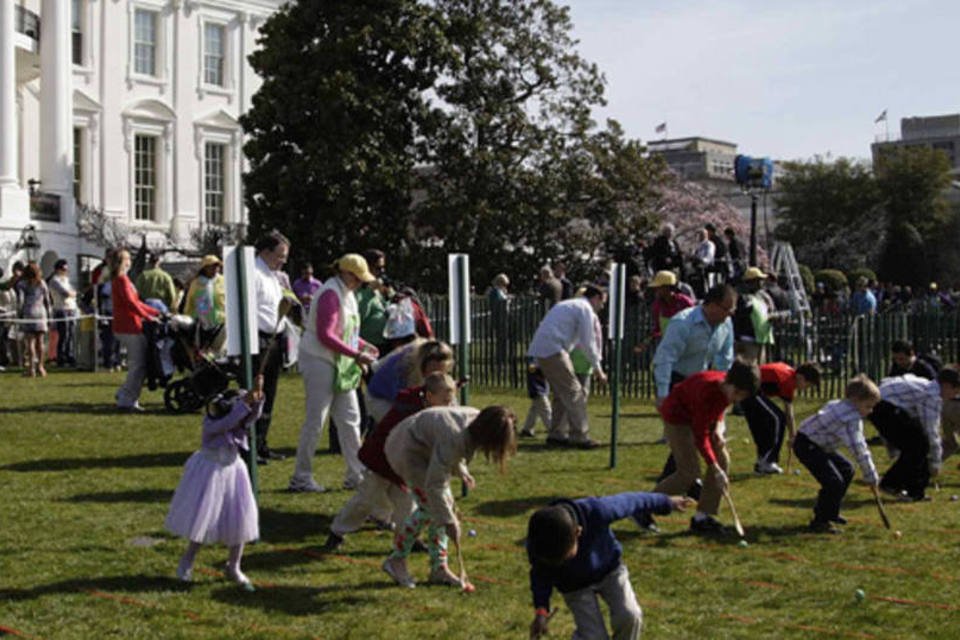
top-left (203, 141), bottom-right (227, 225)
top-left (196, 10), bottom-right (237, 100)
top-left (127, 0), bottom-right (170, 90)
top-left (133, 134), bottom-right (158, 223)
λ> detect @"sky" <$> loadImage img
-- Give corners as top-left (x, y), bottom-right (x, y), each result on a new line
top-left (562, 0), bottom-right (960, 162)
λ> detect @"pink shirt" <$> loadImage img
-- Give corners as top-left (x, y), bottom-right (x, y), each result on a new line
top-left (314, 289), bottom-right (371, 358)
top-left (651, 292), bottom-right (695, 338)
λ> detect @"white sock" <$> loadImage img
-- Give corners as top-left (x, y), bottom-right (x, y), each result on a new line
top-left (693, 511), bottom-right (710, 521)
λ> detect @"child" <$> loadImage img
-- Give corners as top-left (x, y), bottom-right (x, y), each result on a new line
top-left (521, 358), bottom-right (552, 438)
top-left (382, 405), bottom-right (517, 588)
top-left (652, 358), bottom-right (760, 534)
top-left (742, 361), bottom-right (821, 474)
top-left (325, 372), bottom-right (457, 551)
top-left (793, 375), bottom-right (881, 533)
top-left (165, 375), bottom-right (264, 590)
top-left (868, 367), bottom-right (960, 501)
top-left (527, 492), bottom-right (692, 640)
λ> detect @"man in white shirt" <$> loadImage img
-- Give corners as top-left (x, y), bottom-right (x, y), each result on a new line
top-left (253, 230), bottom-right (291, 464)
top-left (527, 285), bottom-right (608, 449)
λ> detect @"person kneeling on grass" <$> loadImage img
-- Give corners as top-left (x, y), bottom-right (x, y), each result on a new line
top-left (651, 358), bottom-right (759, 534)
top-left (793, 375), bottom-right (881, 534)
top-left (382, 405), bottom-right (517, 588)
top-left (527, 492), bottom-right (693, 640)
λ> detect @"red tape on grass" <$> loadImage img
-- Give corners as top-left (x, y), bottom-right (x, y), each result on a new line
top-left (0, 624), bottom-right (42, 639)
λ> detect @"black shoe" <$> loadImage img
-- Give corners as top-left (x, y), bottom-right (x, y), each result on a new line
top-left (866, 435), bottom-right (884, 446)
top-left (572, 439), bottom-right (601, 450)
top-left (545, 437), bottom-right (570, 448)
top-left (687, 479), bottom-right (703, 501)
top-left (689, 515), bottom-right (724, 534)
top-left (633, 513), bottom-right (659, 533)
top-left (323, 532), bottom-right (344, 552)
top-left (266, 450), bottom-right (286, 461)
top-left (831, 515), bottom-right (848, 525)
top-left (518, 430), bottom-right (536, 439)
top-left (809, 520), bottom-right (842, 534)
top-left (256, 456), bottom-right (269, 466)
top-left (411, 539), bottom-right (429, 553)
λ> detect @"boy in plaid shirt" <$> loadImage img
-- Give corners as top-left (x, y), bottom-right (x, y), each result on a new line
top-left (793, 375), bottom-right (881, 534)
top-left (868, 367), bottom-right (960, 501)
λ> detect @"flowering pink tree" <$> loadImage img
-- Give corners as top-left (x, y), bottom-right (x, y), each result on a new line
top-left (652, 173), bottom-right (767, 266)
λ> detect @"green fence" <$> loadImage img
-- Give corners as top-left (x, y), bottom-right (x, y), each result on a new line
top-left (419, 294), bottom-right (960, 400)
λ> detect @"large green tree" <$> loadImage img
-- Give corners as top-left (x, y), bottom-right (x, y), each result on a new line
top-left (241, 0), bottom-right (450, 271)
top-left (774, 157), bottom-right (884, 271)
top-left (243, 0), bottom-right (664, 290)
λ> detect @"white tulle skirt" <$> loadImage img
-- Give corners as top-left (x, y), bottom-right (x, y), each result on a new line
top-left (164, 446), bottom-right (259, 546)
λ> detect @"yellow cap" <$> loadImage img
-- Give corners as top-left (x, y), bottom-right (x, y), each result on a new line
top-left (743, 266), bottom-right (767, 281)
top-left (336, 253), bottom-right (375, 283)
top-left (648, 270), bottom-right (677, 288)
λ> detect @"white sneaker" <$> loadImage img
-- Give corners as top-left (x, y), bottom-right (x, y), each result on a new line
top-left (755, 462), bottom-right (784, 475)
top-left (288, 478), bottom-right (328, 493)
top-left (382, 558), bottom-right (416, 588)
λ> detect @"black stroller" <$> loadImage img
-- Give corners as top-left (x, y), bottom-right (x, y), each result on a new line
top-left (157, 315), bottom-right (237, 413)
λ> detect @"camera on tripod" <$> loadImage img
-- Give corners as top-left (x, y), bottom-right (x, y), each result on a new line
top-left (734, 155), bottom-right (774, 190)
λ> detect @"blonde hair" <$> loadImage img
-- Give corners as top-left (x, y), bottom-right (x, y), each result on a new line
top-left (845, 375), bottom-right (881, 403)
top-left (467, 405), bottom-right (518, 473)
top-left (423, 372), bottom-right (456, 396)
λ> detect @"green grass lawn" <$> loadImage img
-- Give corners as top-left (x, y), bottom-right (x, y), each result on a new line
top-left (2, 370), bottom-right (959, 639)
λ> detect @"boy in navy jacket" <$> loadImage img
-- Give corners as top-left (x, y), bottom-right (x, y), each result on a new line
top-left (526, 492), bottom-right (691, 639)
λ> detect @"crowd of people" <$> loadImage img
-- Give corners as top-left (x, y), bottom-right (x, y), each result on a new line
top-left (5, 227), bottom-right (960, 639)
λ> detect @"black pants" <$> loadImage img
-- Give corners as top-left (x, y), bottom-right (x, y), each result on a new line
top-left (869, 400), bottom-right (930, 499)
top-left (253, 332), bottom-right (283, 456)
top-left (794, 432), bottom-right (854, 523)
top-left (742, 394), bottom-right (786, 466)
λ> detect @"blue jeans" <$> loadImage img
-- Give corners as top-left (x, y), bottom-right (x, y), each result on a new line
top-left (53, 309), bottom-right (77, 365)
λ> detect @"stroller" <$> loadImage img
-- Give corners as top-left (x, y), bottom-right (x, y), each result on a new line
top-left (159, 315), bottom-right (237, 413)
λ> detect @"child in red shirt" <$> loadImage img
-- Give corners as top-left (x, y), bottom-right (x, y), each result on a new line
top-left (653, 359), bottom-right (760, 534)
top-left (742, 362), bottom-right (821, 474)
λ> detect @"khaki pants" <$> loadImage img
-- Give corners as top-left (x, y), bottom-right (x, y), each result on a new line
top-left (654, 422), bottom-right (729, 515)
top-left (537, 352), bottom-right (590, 443)
top-left (562, 563), bottom-right (642, 640)
top-left (331, 473), bottom-right (413, 536)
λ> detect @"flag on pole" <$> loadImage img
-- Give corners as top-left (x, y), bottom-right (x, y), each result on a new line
top-left (874, 109), bottom-right (887, 124)
top-left (655, 122), bottom-right (667, 134)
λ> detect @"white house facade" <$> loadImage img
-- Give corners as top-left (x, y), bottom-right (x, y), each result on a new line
top-left (1, 0), bottom-right (282, 281)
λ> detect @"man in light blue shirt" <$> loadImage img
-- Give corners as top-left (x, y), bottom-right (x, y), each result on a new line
top-left (652, 285), bottom-right (737, 404)
top-left (849, 278), bottom-right (877, 316)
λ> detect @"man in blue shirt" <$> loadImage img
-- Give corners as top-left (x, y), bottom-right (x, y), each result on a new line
top-left (652, 284), bottom-right (737, 405)
top-left (849, 277), bottom-right (877, 316)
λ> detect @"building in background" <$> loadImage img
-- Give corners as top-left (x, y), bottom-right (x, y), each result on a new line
top-left (872, 113), bottom-right (960, 176)
top-left (1, 0), bottom-right (281, 282)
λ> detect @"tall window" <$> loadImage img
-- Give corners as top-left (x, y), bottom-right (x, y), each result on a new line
top-left (134, 9), bottom-right (157, 76)
top-left (203, 23), bottom-right (225, 87)
top-left (204, 143), bottom-right (225, 224)
top-left (71, 0), bottom-right (83, 65)
top-left (134, 135), bottom-right (157, 221)
top-left (73, 128), bottom-right (82, 201)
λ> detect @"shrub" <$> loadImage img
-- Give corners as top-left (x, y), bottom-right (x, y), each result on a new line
top-left (847, 268), bottom-right (877, 286)
top-left (814, 269), bottom-right (848, 292)
top-left (797, 264), bottom-right (815, 295)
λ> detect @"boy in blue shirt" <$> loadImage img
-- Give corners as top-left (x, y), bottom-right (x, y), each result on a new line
top-left (526, 492), bottom-right (691, 639)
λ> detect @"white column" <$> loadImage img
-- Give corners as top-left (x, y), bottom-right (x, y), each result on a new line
top-left (0, 1), bottom-right (28, 219)
top-left (40, 0), bottom-right (74, 224)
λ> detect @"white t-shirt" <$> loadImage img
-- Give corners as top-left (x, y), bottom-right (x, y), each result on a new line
top-left (254, 256), bottom-right (283, 333)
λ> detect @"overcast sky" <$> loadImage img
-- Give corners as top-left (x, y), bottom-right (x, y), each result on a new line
top-left (562, 0), bottom-right (959, 162)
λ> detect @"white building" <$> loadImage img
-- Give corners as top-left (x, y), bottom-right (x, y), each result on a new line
top-left (1, 0), bottom-right (281, 281)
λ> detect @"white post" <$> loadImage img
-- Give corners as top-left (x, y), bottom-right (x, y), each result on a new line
top-left (40, 0), bottom-right (74, 224)
top-left (0, 1), bottom-right (29, 220)
top-left (0, 1), bottom-right (17, 187)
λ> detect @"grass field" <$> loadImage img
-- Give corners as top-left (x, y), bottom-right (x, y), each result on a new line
top-left (1, 370), bottom-right (959, 639)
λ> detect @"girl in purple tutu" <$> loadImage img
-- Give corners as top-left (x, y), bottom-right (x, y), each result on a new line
top-left (165, 375), bottom-right (264, 591)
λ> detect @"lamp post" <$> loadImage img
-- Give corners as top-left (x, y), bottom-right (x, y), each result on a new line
top-left (15, 224), bottom-right (41, 262)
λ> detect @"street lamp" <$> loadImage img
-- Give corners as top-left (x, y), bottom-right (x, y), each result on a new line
top-left (15, 225), bottom-right (42, 263)
top-left (734, 155), bottom-right (774, 266)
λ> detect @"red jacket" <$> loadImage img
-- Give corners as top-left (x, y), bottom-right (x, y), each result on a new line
top-left (111, 274), bottom-right (159, 334)
top-left (759, 362), bottom-right (796, 401)
top-left (358, 385), bottom-right (426, 487)
top-left (658, 370), bottom-right (730, 465)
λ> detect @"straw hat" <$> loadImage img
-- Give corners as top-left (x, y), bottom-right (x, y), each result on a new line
top-left (648, 270), bottom-right (677, 288)
top-left (200, 255), bottom-right (222, 269)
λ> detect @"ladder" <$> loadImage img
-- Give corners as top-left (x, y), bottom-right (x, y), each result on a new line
top-left (770, 242), bottom-right (811, 316)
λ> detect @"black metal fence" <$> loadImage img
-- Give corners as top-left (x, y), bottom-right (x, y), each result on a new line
top-left (419, 294), bottom-right (960, 400)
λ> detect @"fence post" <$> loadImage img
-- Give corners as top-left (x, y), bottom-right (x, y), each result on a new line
top-left (608, 264), bottom-right (625, 469)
